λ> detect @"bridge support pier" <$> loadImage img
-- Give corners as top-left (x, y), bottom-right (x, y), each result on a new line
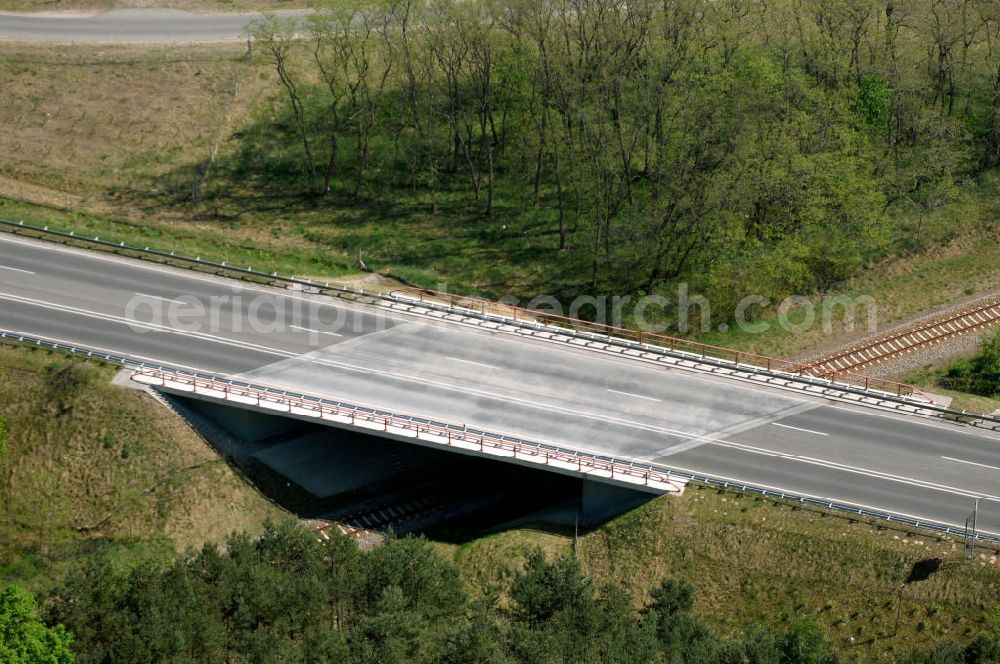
top-left (580, 479), bottom-right (657, 527)
top-left (186, 397), bottom-right (304, 444)
top-left (156, 391), bottom-right (667, 536)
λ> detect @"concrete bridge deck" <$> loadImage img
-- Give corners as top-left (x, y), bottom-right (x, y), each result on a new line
top-left (1, 232), bottom-right (998, 537)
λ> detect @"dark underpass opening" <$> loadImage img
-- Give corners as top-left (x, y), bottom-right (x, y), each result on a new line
top-left (166, 394), bottom-right (657, 542)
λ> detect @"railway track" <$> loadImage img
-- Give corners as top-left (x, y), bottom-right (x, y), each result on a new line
top-left (807, 296), bottom-right (1000, 377)
top-left (311, 491), bottom-right (511, 548)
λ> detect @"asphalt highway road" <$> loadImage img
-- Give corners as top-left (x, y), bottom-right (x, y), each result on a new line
top-left (0, 8), bottom-right (308, 42)
top-left (1, 233), bottom-right (998, 537)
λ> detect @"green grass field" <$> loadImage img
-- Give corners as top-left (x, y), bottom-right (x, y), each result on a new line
top-left (904, 357), bottom-right (1000, 414)
top-left (0, 343), bottom-right (289, 594)
top-left (445, 489), bottom-right (1000, 661)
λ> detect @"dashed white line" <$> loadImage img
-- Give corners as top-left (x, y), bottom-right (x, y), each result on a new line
top-left (0, 265), bottom-right (35, 275)
top-left (771, 422), bottom-right (829, 436)
top-left (941, 456), bottom-right (1000, 472)
top-left (706, 439), bottom-right (1000, 503)
top-left (794, 455), bottom-right (1000, 502)
top-left (607, 389), bottom-right (662, 403)
top-left (135, 292), bottom-right (184, 304)
top-left (446, 356), bottom-right (499, 370)
top-left (290, 324), bottom-right (343, 337)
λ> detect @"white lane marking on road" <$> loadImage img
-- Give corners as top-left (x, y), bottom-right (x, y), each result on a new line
top-left (0, 265), bottom-right (35, 275)
top-left (654, 403), bottom-right (820, 458)
top-left (709, 436), bottom-right (1000, 503)
top-left (771, 422), bottom-right (828, 436)
top-left (827, 403), bottom-right (1000, 441)
top-left (135, 292), bottom-right (183, 304)
top-left (607, 389), bottom-right (662, 403)
top-left (793, 455), bottom-right (1000, 502)
top-left (290, 324), bottom-right (343, 337)
top-left (651, 457), bottom-right (1000, 538)
top-left (129, 355), bottom-right (207, 372)
top-left (0, 329), bottom-right (213, 374)
top-left (446, 356), bottom-right (499, 370)
top-left (941, 456), bottom-right (1000, 472)
top-left (0, 235), bottom-right (252, 289)
top-left (302, 355), bottom-right (697, 444)
top-left (0, 234), bottom-right (414, 322)
top-left (693, 441), bottom-right (780, 458)
top-left (460, 320), bottom-right (816, 406)
top-left (0, 288), bottom-right (775, 450)
top-left (0, 291), bottom-right (294, 359)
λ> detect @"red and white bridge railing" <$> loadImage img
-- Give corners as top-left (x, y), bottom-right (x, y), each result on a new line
top-left (131, 367), bottom-right (686, 494)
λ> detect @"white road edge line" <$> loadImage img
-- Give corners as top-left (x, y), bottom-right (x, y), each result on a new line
top-left (0, 291), bottom-right (293, 359)
top-left (771, 422), bottom-right (829, 436)
top-left (290, 324), bottom-right (343, 337)
top-left (0, 329), bottom-right (211, 374)
top-left (0, 234), bottom-right (414, 323)
top-left (941, 456), bottom-right (1000, 472)
top-left (446, 356), bottom-right (499, 370)
top-left (607, 388), bottom-right (662, 403)
top-left (0, 264), bottom-right (35, 275)
top-left (704, 439), bottom-right (1000, 502)
top-left (827, 402), bottom-right (1000, 440)
top-left (654, 458), bottom-right (1000, 538)
top-left (796, 455), bottom-right (1000, 501)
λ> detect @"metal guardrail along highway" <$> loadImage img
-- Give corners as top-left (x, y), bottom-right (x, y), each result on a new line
top-left (385, 289), bottom-right (1000, 431)
top-left (388, 286), bottom-right (929, 399)
top-left (2, 329), bottom-right (998, 545)
top-left (0, 218), bottom-right (932, 403)
top-left (10, 218), bottom-right (1000, 429)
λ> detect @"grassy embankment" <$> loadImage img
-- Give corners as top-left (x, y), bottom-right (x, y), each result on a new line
top-left (0, 342), bottom-right (289, 594)
top-left (0, 341), bottom-right (997, 660)
top-left (904, 347), bottom-right (1000, 414)
top-left (2, 42), bottom-right (999, 363)
top-left (905, 383), bottom-right (1000, 414)
top-left (447, 493), bottom-right (1000, 660)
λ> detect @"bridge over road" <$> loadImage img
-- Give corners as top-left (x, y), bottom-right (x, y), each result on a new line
top-left (1, 231), bottom-right (998, 539)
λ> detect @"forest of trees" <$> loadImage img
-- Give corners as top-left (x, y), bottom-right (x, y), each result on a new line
top-left (0, 522), bottom-right (994, 662)
top-left (240, 0), bottom-right (1000, 318)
